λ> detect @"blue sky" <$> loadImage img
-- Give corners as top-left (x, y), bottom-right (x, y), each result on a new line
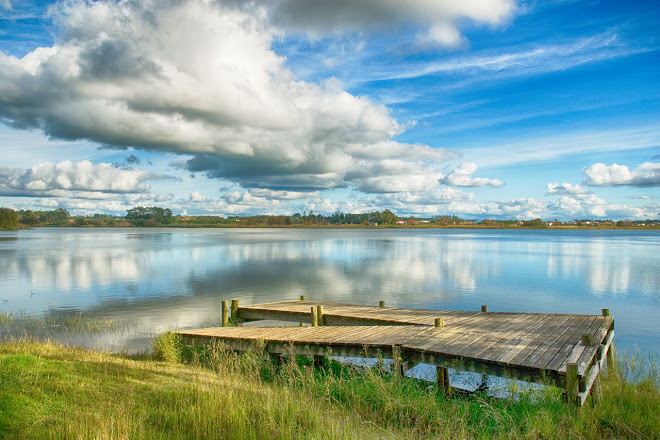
top-left (0, 0), bottom-right (658, 220)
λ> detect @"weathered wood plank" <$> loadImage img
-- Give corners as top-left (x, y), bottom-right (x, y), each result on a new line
top-left (543, 316), bottom-right (596, 371)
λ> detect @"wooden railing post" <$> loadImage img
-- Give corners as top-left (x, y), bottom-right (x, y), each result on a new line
top-left (221, 300), bottom-right (229, 327)
top-left (300, 295), bottom-right (306, 301)
top-left (434, 317), bottom-right (445, 328)
top-left (481, 305), bottom-right (488, 312)
top-left (379, 300), bottom-right (385, 307)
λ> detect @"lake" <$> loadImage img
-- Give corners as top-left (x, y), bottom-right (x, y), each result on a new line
top-left (1, 227), bottom-right (658, 354)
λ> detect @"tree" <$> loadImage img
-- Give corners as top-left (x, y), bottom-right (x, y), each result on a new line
top-left (0, 208), bottom-right (19, 230)
top-left (126, 206), bottom-right (173, 226)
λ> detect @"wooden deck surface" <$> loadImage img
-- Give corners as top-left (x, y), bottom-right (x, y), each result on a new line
top-left (177, 300), bottom-right (614, 389)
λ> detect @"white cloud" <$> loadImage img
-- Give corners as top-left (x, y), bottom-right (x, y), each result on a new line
top-left (372, 31), bottom-right (647, 82)
top-left (583, 162), bottom-right (660, 187)
top-left (0, 160), bottom-right (164, 196)
top-left (189, 191), bottom-right (207, 203)
top-left (267, 0), bottom-right (514, 47)
top-left (248, 188), bottom-right (320, 200)
top-left (546, 182), bottom-right (591, 195)
top-left (440, 162), bottom-right (503, 187)
top-left (0, 1), bottom-right (457, 194)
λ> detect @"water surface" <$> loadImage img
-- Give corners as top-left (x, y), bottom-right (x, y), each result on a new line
top-left (1, 228), bottom-right (658, 353)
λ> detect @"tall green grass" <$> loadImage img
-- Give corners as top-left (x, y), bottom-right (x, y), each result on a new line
top-left (1, 335), bottom-right (657, 439)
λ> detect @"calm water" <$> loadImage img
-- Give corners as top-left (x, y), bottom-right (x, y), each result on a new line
top-left (1, 228), bottom-right (658, 353)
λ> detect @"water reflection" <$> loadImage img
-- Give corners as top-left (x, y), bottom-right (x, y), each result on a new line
top-left (0, 228), bottom-right (658, 352)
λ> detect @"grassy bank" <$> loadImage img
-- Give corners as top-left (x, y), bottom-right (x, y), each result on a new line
top-left (0, 336), bottom-right (658, 440)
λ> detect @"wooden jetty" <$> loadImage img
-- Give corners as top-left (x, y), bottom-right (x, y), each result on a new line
top-left (177, 299), bottom-right (615, 407)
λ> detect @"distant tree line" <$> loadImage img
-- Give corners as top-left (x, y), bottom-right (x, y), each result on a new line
top-left (1, 205), bottom-right (658, 229)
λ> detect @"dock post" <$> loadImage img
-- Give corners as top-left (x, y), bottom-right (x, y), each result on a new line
top-left (602, 309), bottom-right (615, 369)
top-left (437, 366), bottom-right (450, 390)
top-left (392, 345), bottom-right (403, 377)
top-left (231, 299), bottom-right (239, 324)
top-left (317, 305), bottom-right (324, 326)
top-left (566, 363), bottom-right (579, 407)
top-left (435, 317), bottom-right (445, 328)
top-left (481, 305), bottom-right (488, 312)
top-left (311, 307), bottom-right (318, 327)
top-left (581, 333), bottom-right (594, 347)
top-left (221, 300), bottom-right (229, 327)
top-left (300, 295), bottom-right (306, 301)
top-left (591, 373), bottom-right (603, 405)
top-left (379, 300), bottom-right (385, 307)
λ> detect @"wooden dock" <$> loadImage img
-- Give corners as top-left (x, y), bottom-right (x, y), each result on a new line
top-left (177, 299), bottom-right (614, 406)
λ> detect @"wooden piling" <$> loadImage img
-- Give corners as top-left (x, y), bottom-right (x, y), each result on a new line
top-left (311, 307), bottom-right (318, 327)
top-left (566, 363), bottom-right (579, 406)
top-left (434, 317), bottom-right (445, 328)
top-left (317, 305), bottom-right (324, 326)
top-left (379, 300), bottom-right (385, 307)
top-left (437, 366), bottom-right (450, 390)
top-left (231, 299), bottom-right (239, 324)
top-left (591, 374), bottom-right (603, 405)
top-left (481, 305), bottom-right (488, 312)
top-left (581, 333), bottom-right (594, 346)
top-left (392, 345), bottom-right (403, 377)
top-left (602, 309), bottom-right (615, 368)
top-left (221, 300), bottom-right (229, 327)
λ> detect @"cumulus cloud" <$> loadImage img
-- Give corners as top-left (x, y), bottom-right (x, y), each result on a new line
top-left (0, 0), bottom-right (459, 195)
top-left (583, 162), bottom-right (660, 187)
top-left (189, 191), bottom-right (207, 203)
top-left (548, 194), bottom-right (608, 217)
top-left (545, 182), bottom-right (591, 195)
top-left (0, 160), bottom-right (168, 197)
top-left (267, 0), bottom-right (514, 47)
top-left (439, 162), bottom-right (503, 187)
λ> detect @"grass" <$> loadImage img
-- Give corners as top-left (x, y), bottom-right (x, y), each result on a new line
top-left (0, 335), bottom-right (658, 440)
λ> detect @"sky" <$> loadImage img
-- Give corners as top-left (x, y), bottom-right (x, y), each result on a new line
top-left (0, 0), bottom-right (658, 220)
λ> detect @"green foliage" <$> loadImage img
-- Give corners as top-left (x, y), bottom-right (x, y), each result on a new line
top-left (16, 208), bottom-right (69, 227)
top-left (152, 332), bottom-right (182, 363)
top-left (125, 206), bottom-right (173, 226)
top-left (0, 208), bottom-right (19, 230)
top-left (522, 218), bottom-right (547, 228)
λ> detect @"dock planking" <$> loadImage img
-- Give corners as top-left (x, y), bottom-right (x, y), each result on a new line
top-left (177, 300), bottom-right (614, 406)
